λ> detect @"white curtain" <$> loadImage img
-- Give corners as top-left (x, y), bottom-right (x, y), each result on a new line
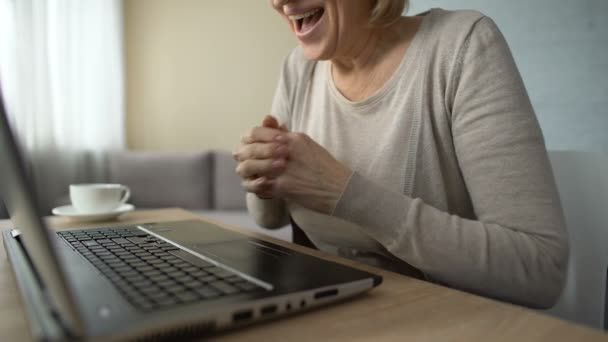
top-left (0, 0), bottom-right (125, 213)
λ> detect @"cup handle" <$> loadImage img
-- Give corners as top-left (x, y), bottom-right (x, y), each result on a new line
top-left (119, 186), bottom-right (131, 205)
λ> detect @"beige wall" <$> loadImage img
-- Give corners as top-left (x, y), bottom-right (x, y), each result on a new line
top-left (124, 0), bottom-right (296, 151)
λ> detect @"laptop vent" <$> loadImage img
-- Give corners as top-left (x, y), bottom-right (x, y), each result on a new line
top-left (135, 321), bottom-right (215, 342)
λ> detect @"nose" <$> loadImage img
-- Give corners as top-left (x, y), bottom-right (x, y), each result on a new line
top-left (273, 0), bottom-right (292, 7)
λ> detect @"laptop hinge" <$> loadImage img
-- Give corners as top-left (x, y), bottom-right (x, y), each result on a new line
top-left (3, 229), bottom-right (71, 341)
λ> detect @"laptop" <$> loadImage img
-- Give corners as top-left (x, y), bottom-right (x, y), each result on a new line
top-left (0, 90), bottom-right (382, 341)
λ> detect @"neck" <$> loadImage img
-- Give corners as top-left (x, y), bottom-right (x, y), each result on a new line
top-left (331, 20), bottom-right (405, 75)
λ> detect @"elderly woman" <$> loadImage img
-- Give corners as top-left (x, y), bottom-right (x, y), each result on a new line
top-left (234, 0), bottom-right (568, 309)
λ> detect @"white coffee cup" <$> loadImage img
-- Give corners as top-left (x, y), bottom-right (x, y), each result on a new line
top-left (70, 184), bottom-right (131, 213)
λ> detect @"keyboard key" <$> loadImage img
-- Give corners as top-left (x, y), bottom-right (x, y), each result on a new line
top-left (175, 291), bottom-right (199, 303)
top-left (234, 282), bottom-right (259, 292)
top-left (167, 271), bottom-right (186, 278)
top-left (147, 291), bottom-right (170, 301)
top-left (115, 266), bottom-right (132, 273)
top-left (120, 255), bottom-right (138, 261)
top-left (224, 275), bottom-right (242, 283)
top-left (198, 275), bottom-right (218, 283)
top-left (149, 274), bottom-right (169, 282)
top-left (184, 280), bottom-right (203, 289)
top-left (191, 270), bottom-right (208, 278)
top-left (206, 268), bottom-right (233, 278)
top-left (194, 287), bottom-right (221, 299)
top-left (156, 297), bottom-right (179, 307)
top-left (102, 257), bottom-right (121, 263)
top-left (142, 269), bottom-right (161, 277)
top-left (107, 261), bottom-right (127, 268)
top-left (83, 240), bottom-right (99, 247)
top-left (129, 261), bottom-right (147, 268)
top-left (176, 275), bottom-right (194, 283)
top-left (166, 285), bottom-right (187, 294)
top-left (119, 270), bottom-right (139, 278)
top-left (160, 266), bottom-right (178, 273)
top-left (159, 279), bottom-right (178, 288)
top-left (182, 266), bottom-right (200, 273)
top-left (112, 238), bottom-right (131, 245)
top-left (141, 286), bottom-right (163, 295)
top-left (209, 281), bottom-right (239, 295)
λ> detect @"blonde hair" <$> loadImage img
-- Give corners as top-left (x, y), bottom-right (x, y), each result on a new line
top-left (369, 0), bottom-right (409, 27)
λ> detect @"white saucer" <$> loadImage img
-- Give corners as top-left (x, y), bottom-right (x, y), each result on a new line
top-left (52, 204), bottom-right (135, 223)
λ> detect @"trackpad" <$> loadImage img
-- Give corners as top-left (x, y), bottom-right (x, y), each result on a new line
top-left (187, 239), bottom-right (292, 269)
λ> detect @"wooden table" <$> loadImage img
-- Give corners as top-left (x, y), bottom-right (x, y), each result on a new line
top-left (1, 208), bottom-right (606, 341)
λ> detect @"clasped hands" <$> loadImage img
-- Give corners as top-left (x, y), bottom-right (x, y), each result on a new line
top-left (233, 115), bottom-right (352, 215)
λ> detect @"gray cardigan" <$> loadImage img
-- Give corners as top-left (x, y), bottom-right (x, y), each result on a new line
top-left (247, 8), bottom-right (568, 309)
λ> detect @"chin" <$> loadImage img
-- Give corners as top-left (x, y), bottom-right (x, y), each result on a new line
top-left (299, 42), bottom-right (334, 61)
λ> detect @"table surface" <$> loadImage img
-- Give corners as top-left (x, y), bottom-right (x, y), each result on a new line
top-left (1, 208), bottom-right (606, 342)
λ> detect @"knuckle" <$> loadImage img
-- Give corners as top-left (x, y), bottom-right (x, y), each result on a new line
top-left (263, 143), bottom-right (276, 158)
top-left (292, 132), bottom-right (307, 143)
top-left (240, 146), bottom-right (252, 161)
top-left (233, 147), bottom-right (245, 161)
top-left (235, 162), bottom-right (248, 177)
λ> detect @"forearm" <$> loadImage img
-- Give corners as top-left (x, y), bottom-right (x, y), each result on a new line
top-left (332, 172), bottom-right (568, 309)
top-left (246, 193), bottom-right (290, 229)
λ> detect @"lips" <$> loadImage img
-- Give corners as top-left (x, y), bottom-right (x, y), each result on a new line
top-left (287, 7), bottom-right (325, 37)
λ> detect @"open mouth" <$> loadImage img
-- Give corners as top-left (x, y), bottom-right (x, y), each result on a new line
top-left (289, 7), bottom-right (325, 34)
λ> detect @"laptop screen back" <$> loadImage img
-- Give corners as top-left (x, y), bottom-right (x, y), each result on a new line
top-left (0, 89), bottom-right (84, 334)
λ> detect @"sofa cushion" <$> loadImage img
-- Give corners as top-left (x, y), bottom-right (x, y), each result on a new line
top-left (212, 151), bottom-right (247, 210)
top-left (108, 151), bottom-right (212, 210)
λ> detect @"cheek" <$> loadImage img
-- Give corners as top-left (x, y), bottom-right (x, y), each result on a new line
top-left (324, 10), bottom-right (341, 52)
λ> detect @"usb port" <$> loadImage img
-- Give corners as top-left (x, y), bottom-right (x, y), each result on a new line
top-left (233, 310), bottom-right (253, 322)
top-left (260, 305), bottom-right (277, 316)
top-left (314, 289), bottom-right (338, 299)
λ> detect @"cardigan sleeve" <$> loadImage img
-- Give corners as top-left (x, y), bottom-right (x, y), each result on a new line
top-left (331, 16), bottom-right (568, 309)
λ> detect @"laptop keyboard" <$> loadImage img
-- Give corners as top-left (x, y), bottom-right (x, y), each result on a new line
top-left (58, 227), bottom-right (264, 311)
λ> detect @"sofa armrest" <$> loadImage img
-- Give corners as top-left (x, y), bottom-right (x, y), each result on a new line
top-left (212, 150), bottom-right (247, 210)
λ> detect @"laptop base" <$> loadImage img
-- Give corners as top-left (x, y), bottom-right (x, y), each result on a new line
top-left (3, 229), bottom-right (69, 341)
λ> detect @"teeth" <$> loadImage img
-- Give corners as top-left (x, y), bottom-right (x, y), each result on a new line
top-left (288, 8), bottom-right (321, 21)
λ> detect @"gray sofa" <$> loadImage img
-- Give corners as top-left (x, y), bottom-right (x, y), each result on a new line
top-left (107, 150), bottom-right (291, 242)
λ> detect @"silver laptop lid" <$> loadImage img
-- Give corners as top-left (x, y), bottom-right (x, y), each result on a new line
top-left (0, 89), bottom-right (84, 335)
